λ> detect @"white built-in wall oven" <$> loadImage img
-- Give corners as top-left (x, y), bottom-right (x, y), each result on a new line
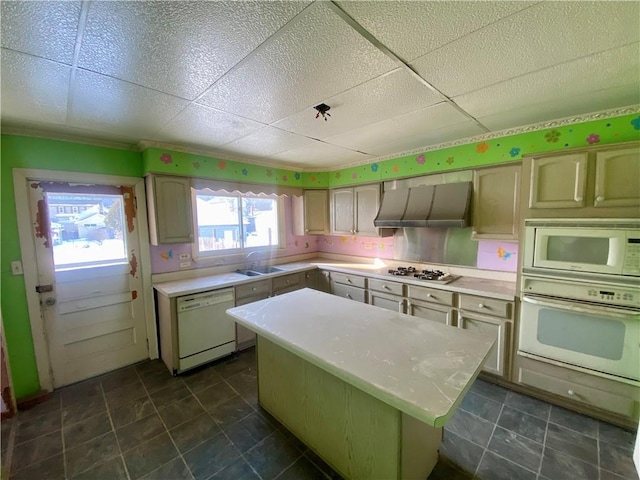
top-left (519, 219), bottom-right (640, 385)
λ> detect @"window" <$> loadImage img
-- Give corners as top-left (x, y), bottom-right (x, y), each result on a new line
top-left (193, 189), bottom-right (282, 256)
top-left (47, 192), bottom-right (127, 270)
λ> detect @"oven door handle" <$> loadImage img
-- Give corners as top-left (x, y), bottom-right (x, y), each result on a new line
top-left (522, 294), bottom-right (638, 319)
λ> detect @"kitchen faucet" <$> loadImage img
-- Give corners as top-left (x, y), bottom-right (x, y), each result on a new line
top-left (244, 251), bottom-right (262, 271)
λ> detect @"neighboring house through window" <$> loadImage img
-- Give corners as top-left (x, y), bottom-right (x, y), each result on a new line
top-left (192, 188), bottom-right (282, 258)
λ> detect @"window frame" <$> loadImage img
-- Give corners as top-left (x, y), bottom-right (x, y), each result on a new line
top-left (191, 188), bottom-right (286, 262)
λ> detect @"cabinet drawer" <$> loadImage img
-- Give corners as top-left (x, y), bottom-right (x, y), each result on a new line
top-left (518, 366), bottom-right (636, 418)
top-left (272, 273), bottom-right (304, 293)
top-left (235, 280), bottom-right (271, 301)
top-left (459, 294), bottom-right (511, 318)
top-left (368, 278), bottom-right (404, 296)
top-left (369, 291), bottom-right (404, 313)
top-left (331, 272), bottom-right (366, 288)
top-left (333, 283), bottom-right (366, 303)
top-left (407, 300), bottom-right (455, 326)
top-left (406, 285), bottom-right (454, 306)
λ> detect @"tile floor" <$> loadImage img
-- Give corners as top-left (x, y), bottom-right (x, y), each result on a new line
top-left (1, 347), bottom-right (637, 480)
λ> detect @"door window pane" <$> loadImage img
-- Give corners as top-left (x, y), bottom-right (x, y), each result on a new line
top-left (537, 308), bottom-right (625, 360)
top-left (48, 193), bottom-right (127, 269)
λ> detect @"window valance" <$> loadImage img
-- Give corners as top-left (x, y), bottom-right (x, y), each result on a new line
top-left (191, 178), bottom-right (303, 198)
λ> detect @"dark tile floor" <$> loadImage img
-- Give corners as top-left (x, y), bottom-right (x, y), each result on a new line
top-left (1, 347), bottom-right (637, 480)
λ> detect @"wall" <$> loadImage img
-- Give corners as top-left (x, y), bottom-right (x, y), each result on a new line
top-left (0, 135), bottom-right (142, 398)
top-left (2, 111), bottom-right (638, 397)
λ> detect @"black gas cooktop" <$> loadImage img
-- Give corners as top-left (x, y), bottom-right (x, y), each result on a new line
top-left (387, 266), bottom-right (459, 284)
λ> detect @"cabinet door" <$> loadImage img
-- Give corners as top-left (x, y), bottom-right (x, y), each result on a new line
top-left (458, 313), bottom-right (508, 377)
top-left (594, 147), bottom-right (640, 208)
top-left (369, 292), bottom-right (405, 313)
top-left (304, 190), bottom-right (329, 234)
top-left (407, 300), bottom-right (455, 326)
top-left (235, 293), bottom-right (269, 349)
top-left (148, 176), bottom-right (194, 244)
top-left (331, 188), bottom-right (354, 235)
top-left (354, 185), bottom-right (381, 236)
top-left (472, 165), bottom-right (520, 240)
top-left (529, 153), bottom-right (588, 208)
top-left (312, 270), bottom-right (331, 293)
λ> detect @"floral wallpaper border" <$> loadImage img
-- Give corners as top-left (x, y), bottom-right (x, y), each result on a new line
top-left (142, 112), bottom-right (640, 189)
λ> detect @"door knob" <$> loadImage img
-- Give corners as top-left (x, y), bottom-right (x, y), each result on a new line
top-left (44, 297), bottom-right (56, 306)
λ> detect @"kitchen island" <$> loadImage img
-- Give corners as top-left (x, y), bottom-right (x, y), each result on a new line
top-left (227, 288), bottom-right (495, 479)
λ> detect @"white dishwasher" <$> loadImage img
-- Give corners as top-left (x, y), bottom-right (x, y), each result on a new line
top-left (176, 288), bottom-right (236, 372)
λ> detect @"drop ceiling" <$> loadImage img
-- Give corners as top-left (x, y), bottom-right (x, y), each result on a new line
top-left (1, 1), bottom-right (639, 170)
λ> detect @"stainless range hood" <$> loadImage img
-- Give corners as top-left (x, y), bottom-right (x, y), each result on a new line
top-left (373, 182), bottom-right (472, 228)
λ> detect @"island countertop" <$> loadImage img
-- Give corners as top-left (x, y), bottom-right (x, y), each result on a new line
top-left (227, 288), bottom-right (495, 427)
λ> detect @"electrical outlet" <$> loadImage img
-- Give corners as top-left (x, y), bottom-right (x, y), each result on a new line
top-left (179, 253), bottom-right (191, 260)
top-left (11, 261), bottom-right (23, 275)
top-left (179, 261), bottom-right (191, 268)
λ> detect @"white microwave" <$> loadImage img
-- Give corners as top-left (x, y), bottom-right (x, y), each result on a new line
top-left (523, 219), bottom-right (640, 278)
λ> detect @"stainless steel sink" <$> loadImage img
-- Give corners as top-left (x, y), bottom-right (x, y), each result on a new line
top-left (235, 269), bottom-right (263, 276)
top-left (250, 266), bottom-right (284, 274)
top-left (235, 266), bottom-right (284, 276)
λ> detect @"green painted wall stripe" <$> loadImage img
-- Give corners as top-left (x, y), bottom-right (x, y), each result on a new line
top-left (141, 113), bottom-right (640, 188)
top-left (326, 113), bottom-right (640, 187)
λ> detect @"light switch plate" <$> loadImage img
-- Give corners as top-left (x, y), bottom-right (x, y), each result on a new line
top-left (179, 261), bottom-right (191, 268)
top-left (11, 261), bottom-right (23, 275)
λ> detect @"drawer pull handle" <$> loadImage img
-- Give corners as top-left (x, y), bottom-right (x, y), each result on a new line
top-left (252, 287), bottom-right (257, 291)
top-left (426, 293), bottom-right (432, 298)
top-left (567, 389), bottom-right (575, 396)
top-left (346, 294), bottom-right (352, 299)
top-left (383, 285), bottom-right (389, 290)
top-left (478, 303), bottom-right (485, 309)
top-left (347, 279), bottom-right (352, 283)
top-left (286, 280), bottom-right (290, 284)
top-left (596, 195), bottom-right (604, 203)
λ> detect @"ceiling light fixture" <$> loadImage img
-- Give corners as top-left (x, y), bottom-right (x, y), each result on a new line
top-left (314, 103), bottom-right (331, 121)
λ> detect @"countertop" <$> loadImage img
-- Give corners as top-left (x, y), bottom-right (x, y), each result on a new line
top-left (153, 260), bottom-right (516, 300)
top-left (153, 262), bottom-right (316, 297)
top-left (227, 288), bottom-right (495, 427)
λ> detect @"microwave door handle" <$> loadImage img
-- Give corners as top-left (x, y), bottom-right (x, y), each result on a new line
top-left (522, 295), bottom-right (637, 319)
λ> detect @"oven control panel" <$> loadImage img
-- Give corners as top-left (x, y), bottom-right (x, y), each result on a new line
top-left (522, 277), bottom-right (640, 308)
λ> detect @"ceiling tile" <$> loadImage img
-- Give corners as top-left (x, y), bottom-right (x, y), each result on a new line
top-left (78, 1), bottom-right (310, 100)
top-left (69, 70), bottom-right (189, 138)
top-left (477, 84), bottom-right (640, 132)
top-left (412, 1), bottom-right (640, 96)
top-left (454, 43), bottom-right (640, 119)
top-left (0, 49), bottom-right (70, 125)
top-left (198, 2), bottom-right (398, 124)
top-left (0, 1), bottom-right (80, 64)
top-left (155, 104), bottom-right (265, 148)
top-left (223, 126), bottom-right (313, 157)
top-left (326, 102), bottom-right (475, 155)
top-left (336, 1), bottom-right (534, 62)
top-left (273, 69), bottom-right (443, 139)
top-left (269, 140), bottom-right (373, 169)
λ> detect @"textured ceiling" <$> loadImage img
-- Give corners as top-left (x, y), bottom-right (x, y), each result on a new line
top-left (1, 1), bottom-right (639, 170)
